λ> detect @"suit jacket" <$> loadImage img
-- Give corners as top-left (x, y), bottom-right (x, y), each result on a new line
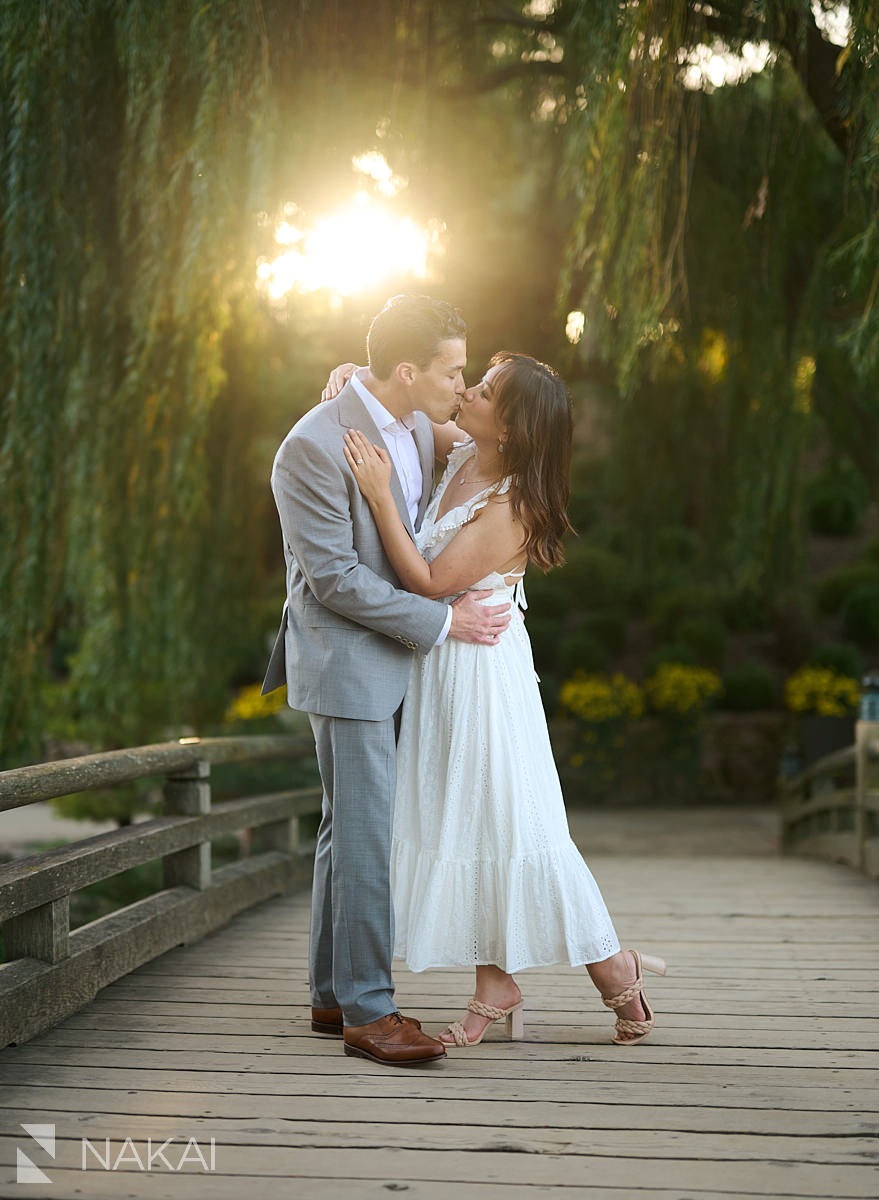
top-left (261, 381), bottom-right (448, 720)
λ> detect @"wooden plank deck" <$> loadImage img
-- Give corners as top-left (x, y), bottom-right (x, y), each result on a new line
top-left (1, 808), bottom-right (877, 1199)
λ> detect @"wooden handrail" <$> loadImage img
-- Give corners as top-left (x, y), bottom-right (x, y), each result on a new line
top-left (0, 734), bottom-right (314, 811)
top-left (0, 735), bottom-right (322, 1047)
top-left (780, 721), bottom-right (879, 879)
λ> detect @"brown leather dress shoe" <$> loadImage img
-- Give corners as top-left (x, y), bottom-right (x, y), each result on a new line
top-left (311, 1006), bottom-right (346, 1035)
top-left (311, 1006), bottom-right (423, 1036)
top-left (343, 1012), bottom-right (446, 1066)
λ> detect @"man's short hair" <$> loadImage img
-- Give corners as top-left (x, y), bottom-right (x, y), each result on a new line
top-left (367, 295), bottom-right (467, 380)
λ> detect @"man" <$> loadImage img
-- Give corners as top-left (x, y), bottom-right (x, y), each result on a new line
top-left (262, 295), bottom-right (511, 1066)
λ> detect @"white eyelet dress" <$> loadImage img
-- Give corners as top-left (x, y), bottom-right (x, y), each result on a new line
top-left (391, 441), bottom-right (621, 973)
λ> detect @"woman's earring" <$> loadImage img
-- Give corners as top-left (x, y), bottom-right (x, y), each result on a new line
top-left (498, 441), bottom-right (505, 454)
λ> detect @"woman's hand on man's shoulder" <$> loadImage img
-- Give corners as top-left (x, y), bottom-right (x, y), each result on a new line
top-left (321, 363), bottom-right (359, 403)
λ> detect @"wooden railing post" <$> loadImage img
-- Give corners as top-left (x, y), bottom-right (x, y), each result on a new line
top-left (163, 760), bottom-right (211, 890)
top-left (3, 896), bottom-right (70, 963)
top-left (854, 721), bottom-right (879, 872)
top-left (251, 815), bottom-right (300, 856)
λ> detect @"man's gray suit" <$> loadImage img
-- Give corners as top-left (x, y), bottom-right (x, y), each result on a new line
top-left (263, 381), bottom-right (447, 1025)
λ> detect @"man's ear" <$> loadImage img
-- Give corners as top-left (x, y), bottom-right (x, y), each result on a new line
top-left (395, 361), bottom-right (417, 386)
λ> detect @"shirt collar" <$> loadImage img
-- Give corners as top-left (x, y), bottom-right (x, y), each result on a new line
top-left (351, 369), bottom-right (416, 433)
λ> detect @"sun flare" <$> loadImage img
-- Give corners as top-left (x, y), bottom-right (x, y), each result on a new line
top-left (257, 152), bottom-right (443, 302)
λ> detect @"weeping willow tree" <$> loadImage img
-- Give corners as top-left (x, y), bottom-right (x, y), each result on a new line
top-left (0, 1), bottom-right (277, 762)
top-left (439, 1), bottom-right (878, 596)
top-left (546, 1), bottom-right (878, 595)
top-left (2, 0), bottom-right (877, 764)
top-left (0, 0), bottom-right (479, 765)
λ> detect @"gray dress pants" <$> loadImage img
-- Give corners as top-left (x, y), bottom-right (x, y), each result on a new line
top-left (307, 711), bottom-right (398, 1026)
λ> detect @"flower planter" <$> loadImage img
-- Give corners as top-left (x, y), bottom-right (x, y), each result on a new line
top-left (798, 714), bottom-right (856, 767)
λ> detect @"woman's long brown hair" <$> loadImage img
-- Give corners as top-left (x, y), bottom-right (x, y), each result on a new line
top-left (488, 352), bottom-right (574, 571)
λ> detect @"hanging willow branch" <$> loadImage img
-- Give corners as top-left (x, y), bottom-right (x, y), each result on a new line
top-left (0, 0), bottom-right (274, 762)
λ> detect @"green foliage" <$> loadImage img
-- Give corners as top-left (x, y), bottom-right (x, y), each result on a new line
top-left (645, 643), bottom-right (698, 675)
top-left (815, 562), bottom-right (879, 614)
top-left (842, 584), bottom-right (879, 649)
top-left (0, 0), bottom-right (275, 763)
top-left (562, 542), bottom-right (634, 609)
top-left (806, 466), bottom-right (869, 535)
top-left (674, 615), bottom-right (727, 669)
top-left (557, 631), bottom-right (611, 674)
top-left (649, 584), bottom-right (735, 639)
top-left (809, 641), bottom-right (865, 681)
top-left (579, 610), bottom-right (628, 656)
top-left (555, 1), bottom-right (878, 604)
top-left (720, 662), bottom-right (776, 712)
top-left (51, 784), bottom-right (157, 828)
top-left (644, 662), bottom-right (723, 717)
top-left (523, 570), bottom-right (574, 622)
top-left (785, 664), bottom-right (860, 716)
top-left (653, 525), bottom-right (699, 567)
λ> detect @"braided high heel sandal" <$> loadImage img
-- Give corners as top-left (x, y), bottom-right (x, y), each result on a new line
top-left (602, 950), bottom-right (667, 1046)
top-left (441, 998), bottom-right (525, 1047)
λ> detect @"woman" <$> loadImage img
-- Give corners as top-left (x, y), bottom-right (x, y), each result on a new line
top-left (329, 352), bottom-right (665, 1047)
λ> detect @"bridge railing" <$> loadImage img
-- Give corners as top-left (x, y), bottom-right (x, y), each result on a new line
top-left (0, 736), bottom-right (322, 1047)
top-left (780, 720), bottom-right (879, 878)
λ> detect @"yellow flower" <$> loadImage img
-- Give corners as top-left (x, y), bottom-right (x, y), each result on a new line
top-left (644, 663), bottom-right (722, 716)
top-left (225, 683), bottom-right (286, 723)
top-left (560, 672), bottom-right (644, 723)
top-left (784, 667), bottom-right (859, 716)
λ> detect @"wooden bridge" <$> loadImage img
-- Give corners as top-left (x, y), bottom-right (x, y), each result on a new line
top-left (0, 731), bottom-right (877, 1198)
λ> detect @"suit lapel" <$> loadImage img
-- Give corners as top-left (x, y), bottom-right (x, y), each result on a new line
top-left (412, 413), bottom-right (436, 531)
top-left (335, 382), bottom-right (415, 538)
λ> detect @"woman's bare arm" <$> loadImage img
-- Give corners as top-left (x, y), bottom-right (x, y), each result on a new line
top-left (343, 429), bottom-right (525, 598)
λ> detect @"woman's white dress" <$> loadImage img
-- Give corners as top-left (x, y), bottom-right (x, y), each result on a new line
top-left (391, 441), bottom-right (621, 973)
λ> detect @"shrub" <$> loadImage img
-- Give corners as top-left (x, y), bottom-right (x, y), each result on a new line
top-left (559, 671), bottom-right (643, 794)
top-left (784, 666), bottom-right (859, 716)
top-left (579, 610), bottom-right (628, 655)
top-left (654, 524), bottom-right (699, 565)
top-left (815, 562), bottom-right (879, 615)
top-left (567, 476), bottom-right (599, 532)
top-left (558, 631), bottom-right (611, 673)
top-left (805, 470), bottom-right (867, 536)
top-left (720, 662), bottom-right (776, 711)
top-left (645, 643), bottom-right (698, 676)
top-left (526, 569), bottom-right (575, 621)
top-left (644, 663), bottom-right (723, 716)
top-left (721, 588), bottom-right (772, 632)
top-left (562, 542), bottom-right (634, 609)
top-left (674, 615), bottom-right (727, 667)
top-left (560, 672), bottom-right (644, 723)
top-left (649, 584), bottom-right (730, 637)
top-left (526, 615), bottom-right (564, 674)
top-left (842, 584), bottom-right (879, 649)
top-left (810, 641), bottom-right (864, 681)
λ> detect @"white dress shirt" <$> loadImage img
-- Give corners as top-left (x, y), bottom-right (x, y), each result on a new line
top-left (350, 370), bottom-right (452, 645)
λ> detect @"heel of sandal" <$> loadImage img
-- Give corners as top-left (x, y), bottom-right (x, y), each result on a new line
top-left (505, 1002), bottom-right (525, 1040)
top-left (640, 954), bottom-right (667, 977)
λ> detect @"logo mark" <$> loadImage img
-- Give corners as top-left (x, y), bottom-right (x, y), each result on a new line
top-left (17, 1124), bottom-right (55, 1184)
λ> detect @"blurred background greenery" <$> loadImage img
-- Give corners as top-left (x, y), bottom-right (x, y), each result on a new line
top-left (2, 1), bottom-right (877, 807)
